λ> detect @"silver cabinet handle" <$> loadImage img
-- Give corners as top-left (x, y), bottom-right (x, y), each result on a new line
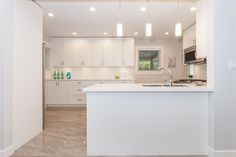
top-left (76, 82), bottom-right (81, 84)
top-left (77, 89), bottom-right (82, 91)
top-left (77, 99), bottom-right (82, 101)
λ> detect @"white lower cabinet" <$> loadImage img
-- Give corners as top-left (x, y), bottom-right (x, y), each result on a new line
top-left (46, 80), bottom-right (135, 107)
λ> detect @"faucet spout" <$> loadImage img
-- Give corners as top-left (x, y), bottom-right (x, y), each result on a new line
top-left (158, 67), bottom-right (173, 86)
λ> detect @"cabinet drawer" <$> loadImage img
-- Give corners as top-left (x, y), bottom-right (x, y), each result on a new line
top-left (70, 87), bottom-right (84, 94)
top-left (70, 94), bottom-right (86, 104)
top-left (70, 81), bottom-right (94, 87)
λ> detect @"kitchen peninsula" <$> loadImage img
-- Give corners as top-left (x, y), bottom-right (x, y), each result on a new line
top-left (84, 84), bottom-right (212, 156)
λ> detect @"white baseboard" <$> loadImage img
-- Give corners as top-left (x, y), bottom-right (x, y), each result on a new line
top-left (0, 145), bottom-right (14, 157)
top-left (208, 146), bottom-right (236, 157)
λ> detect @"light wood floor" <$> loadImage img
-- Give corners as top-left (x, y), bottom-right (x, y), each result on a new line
top-left (11, 107), bottom-right (207, 157)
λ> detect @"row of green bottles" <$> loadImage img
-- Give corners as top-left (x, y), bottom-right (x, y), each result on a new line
top-left (53, 71), bottom-right (64, 79)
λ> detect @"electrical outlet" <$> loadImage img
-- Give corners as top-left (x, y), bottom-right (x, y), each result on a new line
top-left (229, 60), bottom-right (236, 70)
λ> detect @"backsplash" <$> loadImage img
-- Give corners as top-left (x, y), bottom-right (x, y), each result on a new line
top-left (45, 67), bottom-right (134, 80)
top-left (185, 63), bottom-right (207, 80)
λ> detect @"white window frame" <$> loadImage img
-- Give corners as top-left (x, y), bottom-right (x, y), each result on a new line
top-left (135, 46), bottom-right (164, 74)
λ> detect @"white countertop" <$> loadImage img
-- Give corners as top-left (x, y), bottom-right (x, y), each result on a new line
top-left (83, 83), bottom-right (213, 93)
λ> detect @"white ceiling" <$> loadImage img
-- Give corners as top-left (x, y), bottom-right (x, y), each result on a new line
top-left (39, 1), bottom-right (196, 39)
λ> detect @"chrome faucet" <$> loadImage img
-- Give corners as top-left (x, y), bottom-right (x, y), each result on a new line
top-left (158, 67), bottom-right (173, 86)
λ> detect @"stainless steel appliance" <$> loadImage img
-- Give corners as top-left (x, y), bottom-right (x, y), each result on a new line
top-left (184, 45), bottom-right (206, 64)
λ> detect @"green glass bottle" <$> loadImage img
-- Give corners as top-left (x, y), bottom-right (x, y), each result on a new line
top-left (61, 71), bottom-right (64, 80)
top-left (57, 71), bottom-right (60, 79)
top-left (53, 71), bottom-right (57, 79)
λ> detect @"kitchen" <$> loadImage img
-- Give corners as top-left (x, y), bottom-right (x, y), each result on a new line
top-left (1, 0), bottom-right (236, 157)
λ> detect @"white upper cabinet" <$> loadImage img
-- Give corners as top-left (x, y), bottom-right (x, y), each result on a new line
top-left (124, 38), bottom-right (135, 66)
top-left (73, 38), bottom-right (84, 66)
top-left (81, 38), bottom-right (94, 66)
top-left (63, 38), bottom-right (76, 66)
top-left (112, 38), bottom-right (124, 66)
top-left (183, 24), bottom-right (196, 49)
top-left (52, 38), bottom-right (64, 67)
top-left (93, 38), bottom-right (104, 66)
top-left (103, 38), bottom-right (113, 66)
top-left (51, 38), bottom-right (135, 67)
top-left (196, 0), bottom-right (212, 58)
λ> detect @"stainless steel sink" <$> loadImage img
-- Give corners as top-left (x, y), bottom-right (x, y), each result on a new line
top-left (142, 84), bottom-right (187, 87)
top-left (142, 84), bottom-right (162, 87)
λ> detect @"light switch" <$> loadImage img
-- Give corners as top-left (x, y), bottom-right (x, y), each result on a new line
top-left (229, 60), bottom-right (236, 70)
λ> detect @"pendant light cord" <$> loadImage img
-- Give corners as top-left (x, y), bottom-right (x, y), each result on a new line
top-left (177, 0), bottom-right (181, 22)
top-left (118, 0), bottom-right (122, 23)
top-left (147, 0), bottom-right (151, 23)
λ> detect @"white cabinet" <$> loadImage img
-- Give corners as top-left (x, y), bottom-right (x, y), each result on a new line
top-left (124, 38), bottom-right (135, 66)
top-left (196, 0), bottom-right (212, 58)
top-left (51, 38), bottom-right (135, 67)
top-left (81, 38), bottom-right (94, 66)
top-left (93, 38), bottom-right (104, 66)
top-left (103, 38), bottom-right (113, 66)
top-left (47, 81), bottom-right (59, 104)
top-left (112, 38), bottom-right (124, 66)
top-left (183, 24), bottom-right (196, 49)
top-left (52, 38), bottom-right (64, 67)
top-left (63, 38), bottom-right (76, 66)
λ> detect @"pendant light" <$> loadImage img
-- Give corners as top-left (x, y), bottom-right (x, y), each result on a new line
top-left (175, 0), bottom-right (182, 37)
top-left (117, 0), bottom-right (123, 37)
top-left (146, 0), bottom-right (152, 37)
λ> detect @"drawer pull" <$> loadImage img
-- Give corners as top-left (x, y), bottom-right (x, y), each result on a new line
top-left (77, 89), bottom-right (82, 91)
top-left (76, 82), bottom-right (81, 84)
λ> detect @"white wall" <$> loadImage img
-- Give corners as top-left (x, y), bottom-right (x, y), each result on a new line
top-left (12, 0), bottom-right (43, 150)
top-left (208, 1), bottom-right (236, 157)
top-left (134, 38), bottom-right (185, 83)
top-left (0, 1), bottom-right (14, 156)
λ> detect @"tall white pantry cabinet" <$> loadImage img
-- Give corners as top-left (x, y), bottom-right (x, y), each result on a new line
top-left (51, 38), bottom-right (135, 67)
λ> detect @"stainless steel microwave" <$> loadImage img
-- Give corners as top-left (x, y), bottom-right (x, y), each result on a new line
top-left (184, 45), bottom-right (206, 64)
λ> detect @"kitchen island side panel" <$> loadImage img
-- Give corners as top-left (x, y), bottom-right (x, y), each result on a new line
top-left (87, 92), bottom-right (208, 156)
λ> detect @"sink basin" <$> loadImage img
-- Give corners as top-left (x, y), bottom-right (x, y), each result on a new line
top-left (142, 84), bottom-right (162, 87)
top-left (142, 84), bottom-right (187, 87)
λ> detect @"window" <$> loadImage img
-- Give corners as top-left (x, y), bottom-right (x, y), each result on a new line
top-left (136, 47), bottom-right (163, 74)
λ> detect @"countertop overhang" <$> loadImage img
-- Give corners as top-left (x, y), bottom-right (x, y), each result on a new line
top-left (83, 84), bottom-right (213, 93)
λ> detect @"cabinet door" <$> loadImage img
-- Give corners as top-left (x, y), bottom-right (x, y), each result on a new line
top-left (196, 0), bottom-right (211, 58)
top-left (52, 38), bottom-right (64, 67)
top-left (58, 81), bottom-right (71, 104)
top-left (112, 38), bottom-right (124, 66)
top-left (81, 38), bottom-right (94, 66)
top-left (183, 24), bottom-right (196, 49)
top-left (93, 38), bottom-right (104, 66)
top-left (104, 38), bottom-right (113, 66)
top-left (46, 81), bottom-right (59, 104)
top-left (124, 38), bottom-right (134, 66)
top-left (74, 38), bottom-right (84, 66)
top-left (63, 38), bottom-right (75, 67)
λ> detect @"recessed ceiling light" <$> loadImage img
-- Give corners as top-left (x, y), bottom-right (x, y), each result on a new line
top-left (73, 32), bottom-right (77, 35)
top-left (103, 32), bottom-right (108, 35)
top-left (90, 7), bottom-right (96, 12)
top-left (48, 13), bottom-right (54, 17)
top-left (134, 32), bottom-right (138, 36)
top-left (140, 7), bottom-right (146, 12)
top-left (165, 32), bottom-right (169, 35)
top-left (190, 7), bottom-right (197, 12)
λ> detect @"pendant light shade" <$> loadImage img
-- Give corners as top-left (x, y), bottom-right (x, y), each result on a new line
top-left (175, 22), bottom-right (182, 37)
top-left (175, 0), bottom-right (182, 37)
top-left (145, 0), bottom-right (152, 37)
top-left (117, 23), bottom-right (123, 37)
top-left (117, 0), bottom-right (123, 37)
top-left (146, 23), bottom-right (152, 37)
